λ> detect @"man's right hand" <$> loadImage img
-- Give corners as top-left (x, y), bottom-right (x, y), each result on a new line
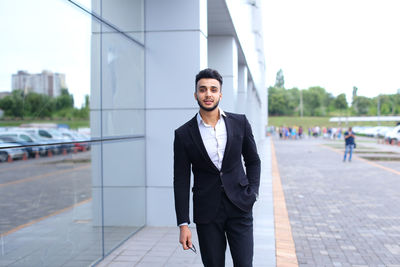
top-left (179, 225), bottom-right (192, 250)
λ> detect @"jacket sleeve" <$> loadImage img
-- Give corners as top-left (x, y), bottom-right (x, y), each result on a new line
top-left (173, 130), bottom-right (191, 226)
top-left (242, 116), bottom-right (261, 194)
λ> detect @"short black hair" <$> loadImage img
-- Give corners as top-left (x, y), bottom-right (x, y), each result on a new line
top-left (195, 68), bottom-right (223, 92)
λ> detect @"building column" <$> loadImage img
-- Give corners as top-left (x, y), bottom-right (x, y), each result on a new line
top-left (208, 36), bottom-right (238, 113)
top-left (246, 79), bottom-right (254, 122)
top-left (145, 0), bottom-right (208, 226)
top-left (236, 65), bottom-right (248, 114)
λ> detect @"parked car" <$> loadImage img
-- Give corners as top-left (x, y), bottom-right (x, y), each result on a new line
top-left (385, 125), bottom-right (400, 144)
top-left (0, 136), bottom-right (42, 158)
top-left (0, 131), bottom-right (58, 156)
top-left (45, 128), bottom-right (75, 152)
top-left (376, 127), bottom-right (393, 138)
top-left (59, 129), bottom-right (91, 151)
top-left (363, 127), bottom-right (379, 137)
top-left (20, 128), bottom-right (73, 153)
top-left (0, 141), bottom-right (27, 162)
top-left (352, 126), bottom-right (369, 135)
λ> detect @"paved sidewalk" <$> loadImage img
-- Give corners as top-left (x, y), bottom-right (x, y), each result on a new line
top-left (96, 138), bottom-right (276, 267)
top-left (274, 137), bottom-right (400, 267)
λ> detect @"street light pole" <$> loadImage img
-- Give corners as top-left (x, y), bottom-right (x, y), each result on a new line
top-left (300, 90), bottom-right (303, 117)
top-left (377, 94), bottom-right (381, 126)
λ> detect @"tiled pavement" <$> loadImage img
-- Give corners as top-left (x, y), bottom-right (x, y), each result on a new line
top-left (274, 137), bottom-right (400, 267)
top-left (96, 138), bottom-right (276, 267)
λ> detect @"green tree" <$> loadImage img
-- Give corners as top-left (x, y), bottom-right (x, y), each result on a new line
top-left (302, 87), bottom-right (327, 116)
top-left (0, 90), bottom-right (24, 117)
top-left (352, 96), bottom-right (371, 115)
top-left (393, 94), bottom-right (400, 114)
top-left (0, 96), bottom-right (15, 117)
top-left (23, 92), bottom-right (55, 118)
top-left (268, 87), bottom-right (287, 115)
top-left (55, 88), bottom-right (74, 110)
top-left (334, 93), bottom-right (348, 110)
top-left (287, 87), bottom-right (300, 115)
top-left (274, 69), bottom-right (285, 88)
top-left (84, 94), bottom-right (89, 109)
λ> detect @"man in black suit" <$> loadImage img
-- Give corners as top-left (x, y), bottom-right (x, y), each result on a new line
top-left (173, 68), bottom-right (261, 266)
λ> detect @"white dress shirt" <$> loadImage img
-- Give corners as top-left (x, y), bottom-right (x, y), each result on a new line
top-left (196, 108), bottom-right (227, 170)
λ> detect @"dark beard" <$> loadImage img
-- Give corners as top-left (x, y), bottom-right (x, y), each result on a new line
top-left (197, 98), bottom-right (220, 112)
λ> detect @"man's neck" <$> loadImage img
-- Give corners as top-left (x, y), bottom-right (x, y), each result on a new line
top-left (199, 108), bottom-right (220, 127)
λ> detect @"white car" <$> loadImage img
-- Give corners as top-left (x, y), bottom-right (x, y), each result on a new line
top-left (385, 125), bottom-right (400, 144)
top-left (0, 141), bottom-right (27, 162)
top-left (0, 131), bottom-right (58, 156)
top-left (376, 126), bottom-right (393, 138)
top-left (18, 128), bottom-right (74, 153)
top-left (363, 127), bottom-right (379, 137)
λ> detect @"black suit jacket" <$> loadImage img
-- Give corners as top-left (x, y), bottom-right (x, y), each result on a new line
top-left (173, 112), bottom-right (261, 225)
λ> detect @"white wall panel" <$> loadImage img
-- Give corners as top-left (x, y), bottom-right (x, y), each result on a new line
top-left (104, 187), bottom-right (146, 226)
top-left (145, 0), bottom-right (207, 35)
top-left (103, 139), bottom-right (145, 187)
top-left (90, 109), bottom-right (145, 138)
top-left (146, 109), bottom-right (196, 187)
top-left (145, 31), bottom-right (207, 109)
top-left (208, 36), bottom-right (238, 114)
top-left (146, 187), bottom-right (180, 226)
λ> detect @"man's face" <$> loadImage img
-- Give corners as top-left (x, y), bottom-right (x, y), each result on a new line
top-left (194, 78), bottom-right (222, 112)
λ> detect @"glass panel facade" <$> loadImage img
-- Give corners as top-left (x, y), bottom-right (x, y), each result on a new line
top-left (0, 0), bottom-right (145, 266)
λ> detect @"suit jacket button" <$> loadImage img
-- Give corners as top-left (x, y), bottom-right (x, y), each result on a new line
top-left (220, 172), bottom-right (223, 177)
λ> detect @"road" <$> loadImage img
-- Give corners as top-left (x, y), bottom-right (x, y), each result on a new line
top-left (0, 152), bottom-right (91, 235)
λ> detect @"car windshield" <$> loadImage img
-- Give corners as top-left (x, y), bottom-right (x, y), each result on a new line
top-left (23, 132), bottom-right (46, 141)
top-left (47, 129), bottom-right (64, 138)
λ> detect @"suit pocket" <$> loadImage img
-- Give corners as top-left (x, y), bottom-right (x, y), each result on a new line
top-left (192, 187), bottom-right (201, 196)
top-left (239, 179), bottom-right (249, 187)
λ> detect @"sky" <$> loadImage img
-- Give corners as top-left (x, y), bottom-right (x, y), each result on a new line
top-left (262, 0), bottom-right (400, 103)
top-left (1, 0), bottom-right (399, 108)
top-left (0, 0), bottom-right (91, 108)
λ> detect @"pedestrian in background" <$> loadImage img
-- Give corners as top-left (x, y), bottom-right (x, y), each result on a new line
top-left (343, 127), bottom-right (355, 162)
top-left (291, 126), bottom-right (297, 139)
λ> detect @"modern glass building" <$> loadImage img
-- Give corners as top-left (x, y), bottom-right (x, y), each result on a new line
top-left (0, 0), bottom-right (266, 265)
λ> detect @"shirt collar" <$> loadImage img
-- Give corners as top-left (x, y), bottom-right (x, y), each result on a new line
top-left (197, 108), bottom-right (226, 126)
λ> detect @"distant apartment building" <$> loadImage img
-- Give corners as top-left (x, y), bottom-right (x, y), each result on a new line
top-left (12, 70), bottom-right (67, 97)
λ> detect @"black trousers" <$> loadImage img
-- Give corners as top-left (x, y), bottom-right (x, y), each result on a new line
top-left (196, 189), bottom-right (254, 267)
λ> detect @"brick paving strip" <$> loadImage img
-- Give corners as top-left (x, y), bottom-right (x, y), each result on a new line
top-left (271, 140), bottom-right (299, 267)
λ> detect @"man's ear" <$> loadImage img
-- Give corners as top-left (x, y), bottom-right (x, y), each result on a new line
top-left (194, 92), bottom-right (198, 100)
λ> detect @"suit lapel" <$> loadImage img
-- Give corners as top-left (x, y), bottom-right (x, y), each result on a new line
top-left (188, 115), bottom-right (220, 173)
top-left (221, 113), bottom-right (233, 171)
